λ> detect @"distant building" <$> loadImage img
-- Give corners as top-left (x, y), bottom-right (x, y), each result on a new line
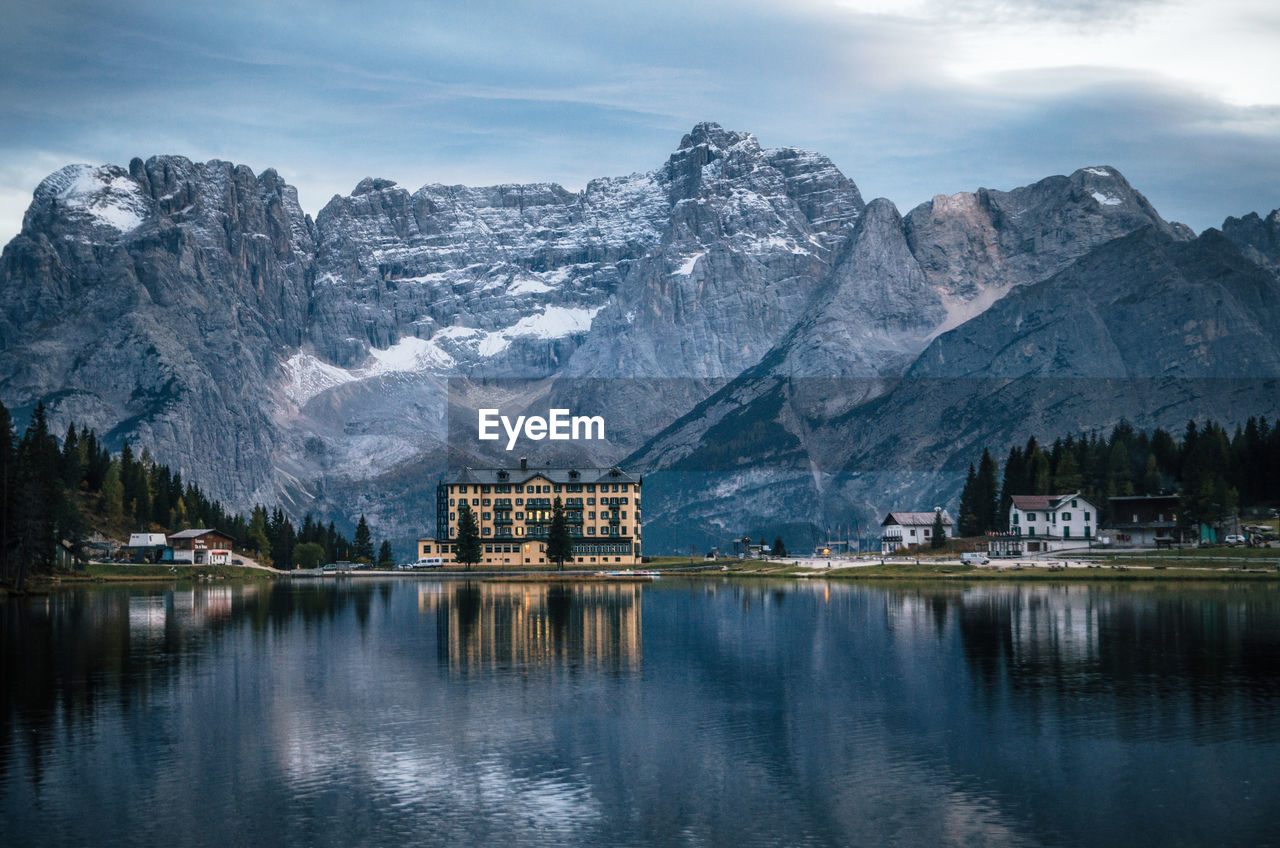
top-left (989, 493), bottom-right (1098, 555)
top-left (881, 509), bottom-right (953, 555)
top-left (1108, 494), bottom-right (1186, 547)
top-left (123, 532), bottom-right (173, 563)
top-left (422, 460), bottom-right (642, 567)
top-left (168, 529), bottom-right (235, 565)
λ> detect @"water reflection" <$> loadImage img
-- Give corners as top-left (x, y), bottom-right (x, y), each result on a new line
top-left (2, 579), bottom-right (1280, 847)
top-left (422, 582), bottom-right (642, 674)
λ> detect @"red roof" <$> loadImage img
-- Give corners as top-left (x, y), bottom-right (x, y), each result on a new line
top-left (1009, 493), bottom-right (1080, 511)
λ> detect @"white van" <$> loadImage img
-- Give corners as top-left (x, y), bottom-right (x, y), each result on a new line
top-left (961, 552), bottom-right (990, 565)
top-left (415, 557), bottom-right (445, 569)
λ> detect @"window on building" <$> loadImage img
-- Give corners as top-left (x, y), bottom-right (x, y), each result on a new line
top-left (1072, 499), bottom-right (1078, 507)
top-left (1026, 513), bottom-right (1035, 521)
top-left (1085, 512), bottom-right (1092, 522)
top-left (1062, 512), bottom-right (1071, 521)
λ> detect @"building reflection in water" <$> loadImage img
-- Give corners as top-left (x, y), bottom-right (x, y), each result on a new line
top-left (127, 586), bottom-right (240, 643)
top-left (420, 581), bottom-right (642, 674)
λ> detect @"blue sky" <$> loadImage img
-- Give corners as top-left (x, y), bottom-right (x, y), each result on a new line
top-left (1, 0), bottom-right (1277, 244)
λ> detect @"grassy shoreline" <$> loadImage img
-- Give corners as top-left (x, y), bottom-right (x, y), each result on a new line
top-left (702, 560), bottom-right (1280, 582)
top-left (47, 563), bottom-right (279, 583)
top-left (9, 553), bottom-right (1278, 593)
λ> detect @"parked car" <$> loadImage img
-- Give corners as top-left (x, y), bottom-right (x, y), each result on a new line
top-left (961, 552), bottom-right (990, 565)
top-left (1224, 535), bottom-right (1246, 546)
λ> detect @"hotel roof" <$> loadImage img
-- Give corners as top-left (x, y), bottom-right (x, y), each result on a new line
top-left (440, 466), bottom-right (640, 486)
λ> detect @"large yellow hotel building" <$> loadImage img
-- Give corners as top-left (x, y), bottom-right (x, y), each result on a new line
top-left (418, 460), bottom-right (642, 567)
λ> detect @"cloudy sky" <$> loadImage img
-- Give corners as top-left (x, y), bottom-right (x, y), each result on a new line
top-left (1, 0), bottom-right (1277, 244)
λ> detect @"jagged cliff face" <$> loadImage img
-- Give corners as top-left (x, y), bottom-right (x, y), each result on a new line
top-left (2, 123), bottom-right (1276, 549)
top-left (0, 157), bottom-right (315, 505)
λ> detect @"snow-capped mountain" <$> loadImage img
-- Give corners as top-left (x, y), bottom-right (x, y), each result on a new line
top-left (2, 123), bottom-right (1276, 549)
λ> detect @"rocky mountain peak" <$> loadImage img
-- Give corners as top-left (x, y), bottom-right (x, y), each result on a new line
top-left (28, 163), bottom-right (150, 238)
top-left (677, 121), bottom-right (754, 153)
top-left (352, 177), bottom-right (400, 196)
top-left (1222, 207), bottom-right (1280, 272)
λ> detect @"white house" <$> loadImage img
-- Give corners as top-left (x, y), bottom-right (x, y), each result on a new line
top-left (881, 509), bottom-right (953, 554)
top-left (990, 493), bottom-right (1098, 555)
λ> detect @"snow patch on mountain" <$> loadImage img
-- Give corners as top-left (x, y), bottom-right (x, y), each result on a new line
top-left (475, 305), bottom-right (606, 357)
top-left (671, 252), bottom-right (705, 276)
top-left (42, 164), bottom-right (148, 232)
top-left (508, 267), bottom-right (572, 295)
top-left (1092, 192), bottom-right (1123, 206)
top-left (282, 336), bottom-right (456, 405)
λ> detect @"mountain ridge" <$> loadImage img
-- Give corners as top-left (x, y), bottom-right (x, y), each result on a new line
top-left (2, 123), bottom-right (1272, 550)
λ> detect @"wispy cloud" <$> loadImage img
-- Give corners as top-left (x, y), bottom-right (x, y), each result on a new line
top-left (1, 0), bottom-right (1277, 246)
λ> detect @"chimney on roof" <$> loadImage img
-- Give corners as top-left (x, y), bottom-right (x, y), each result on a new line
top-left (520, 457), bottom-right (527, 471)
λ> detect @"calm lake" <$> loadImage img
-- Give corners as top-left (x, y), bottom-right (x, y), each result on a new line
top-left (3, 578), bottom-right (1280, 847)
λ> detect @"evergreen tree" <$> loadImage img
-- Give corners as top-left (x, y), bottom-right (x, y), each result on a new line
top-left (930, 509), bottom-right (946, 549)
top-left (976, 448), bottom-right (1000, 532)
top-left (60, 423), bottom-right (82, 489)
top-left (353, 514), bottom-right (374, 563)
top-left (455, 503), bottom-right (481, 570)
top-left (378, 540), bottom-right (395, 569)
top-left (1052, 449), bottom-right (1083, 494)
top-left (101, 462), bottom-right (124, 522)
top-left (546, 496), bottom-right (572, 571)
top-left (248, 505), bottom-right (272, 565)
top-left (1026, 440), bottom-right (1051, 494)
top-left (1107, 441), bottom-right (1134, 497)
top-left (1140, 454), bottom-right (1163, 494)
top-left (997, 446), bottom-right (1025, 530)
top-left (957, 463), bottom-right (981, 537)
top-left (13, 403), bottom-right (61, 587)
top-left (772, 535), bottom-right (788, 557)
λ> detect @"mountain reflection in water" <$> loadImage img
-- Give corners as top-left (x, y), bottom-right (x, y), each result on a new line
top-left (2, 579), bottom-right (1279, 847)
